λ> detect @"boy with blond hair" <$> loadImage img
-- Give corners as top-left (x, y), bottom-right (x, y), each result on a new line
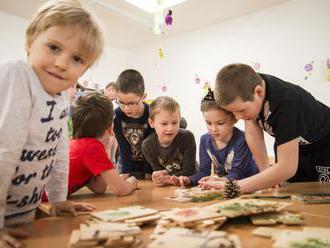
top-left (0, 0), bottom-right (103, 245)
top-left (114, 69), bottom-right (154, 179)
top-left (200, 63), bottom-right (330, 194)
top-left (142, 96), bottom-right (197, 186)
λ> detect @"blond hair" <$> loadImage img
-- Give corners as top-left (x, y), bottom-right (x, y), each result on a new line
top-left (149, 96), bottom-right (180, 120)
top-left (26, 0), bottom-right (103, 66)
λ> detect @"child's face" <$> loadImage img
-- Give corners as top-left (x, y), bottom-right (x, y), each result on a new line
top-left (105, 87), bottom-right (117, 101)
top-left (149, 109), bottom-right (180, 147)
top-left (116, 91), bottom-right (145, 118)
top-left (26, 26), bottom-right (89, 95)
top-left (203, 109), bottom-right (235, 142)
top-left (223, 86), bottom-right (264, 120)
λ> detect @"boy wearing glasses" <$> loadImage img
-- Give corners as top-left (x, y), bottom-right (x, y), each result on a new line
top-left (114, 69), bottom-right (154, 179)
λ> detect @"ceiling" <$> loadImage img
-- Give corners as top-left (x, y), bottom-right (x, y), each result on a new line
top-left (0, 0), bottom-right (291, 49)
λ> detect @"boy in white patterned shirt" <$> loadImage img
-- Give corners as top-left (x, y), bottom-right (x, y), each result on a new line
top-left (0, 0), bottom-right (103, 246)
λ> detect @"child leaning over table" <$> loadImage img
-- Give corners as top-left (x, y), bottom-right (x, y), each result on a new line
top-left (142, 96), bottom-right (197, 186)
top-left (0, 0), bottom-right (103, 246)
top-left (68, 91), bottom-right (137, 196)
top-left (191, 89), bottom-right (258, 187)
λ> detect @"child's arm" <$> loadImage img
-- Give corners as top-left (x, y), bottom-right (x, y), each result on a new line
top-left (238, 138), bottom-right (299, 193)
top-left (86, 175), bottom-right (107, 194)
top-left (0, 64), bottom-right (31, 227)
top-left (200, 139), bottom-right (299, 192)
top-left (189, 136), bottom-right (212, 185)
top-left (244, 120), bottom-right (270, 171)
top-left (100, 170), bottom-right (137, 196)
top-left (45, 119), bottom-right (69, 204)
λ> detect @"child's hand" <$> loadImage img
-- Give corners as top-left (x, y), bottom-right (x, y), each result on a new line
top-left (0, 228), bottom-right (29, 248)
top-left (170, 176), bottom-right (190, 187)
top-left (179, 176), bottom-right (191, 187)
top-left (198, 175), bottom-right (222, 183)
top-left (126, 176), bottom-right (138, 191)
top-left (120, 173), bottom-right (130, 180)
top-left (152, 171), bottom-right (171, 186)
top-left (50, 201), bottom-right (95, 217)
top-left (199, 180), bottom-right (225, 190)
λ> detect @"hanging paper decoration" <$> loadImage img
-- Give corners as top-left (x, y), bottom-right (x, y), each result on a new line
top-left (194, 74), bottom-right (201, 84)
top-left (165, 10), bottom-right (173, 26)
top-left (304, 61), bottom-right (314, 80)
top-left (327, 58), bottom-right (330, 81)
top-left (203, 82), bottom-right (211, 95)
top-left (161, 84), bottom-right (167, 92)
top-left (253, 62), bottom-right (261, 72)
top-left (153, 0), bottom-right (165, 35)
top-left (158, 48), bottom-right (164, 59)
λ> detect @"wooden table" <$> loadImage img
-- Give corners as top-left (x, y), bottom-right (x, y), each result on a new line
top-left (21, 182), bottom-right (330, 247)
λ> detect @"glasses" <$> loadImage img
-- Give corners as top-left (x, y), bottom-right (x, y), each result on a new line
top-left (115, 95), bottom-right (143, 108)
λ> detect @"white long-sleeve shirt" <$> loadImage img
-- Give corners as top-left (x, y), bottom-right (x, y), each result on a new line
top-left (0, 60), bottom-right (69, 227)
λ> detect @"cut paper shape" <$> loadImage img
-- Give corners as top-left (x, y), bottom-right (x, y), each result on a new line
top-left (203, 82), bottom-right (211, 95)
top-left (253, 62), bottom-right (261, 71)
top-left (194, 74), bottom-right (201, 84)
top-left (165, 10), bottom-right (173, 26)
top-left (158, 48), bottom-right (164, 59)
top-left (304, 61), bottom-right (314, 80)
top-left (158, 84), bottom-right (167, 93)
top-left (153, 0), bottom-right (165, 35)
top-left (327, 58), bottom-right (330, 81)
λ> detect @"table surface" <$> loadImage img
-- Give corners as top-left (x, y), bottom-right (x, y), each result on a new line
top-left (21, 181), bottom-right (330, 247)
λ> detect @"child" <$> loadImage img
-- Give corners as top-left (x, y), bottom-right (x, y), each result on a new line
top-left (0, 0), bottom-right (102, 244)
top-left (69, 91), bottom-right (137, 196)
top-left (142, 96), bottom-right (197, 187)
top-left (114, 69), bottom-right (154, 179)
top-left (187, 89), bottom-right (258, 187)
top-left (104, 81), bottom-right (118, 102)
top-left (201, 63), bottom-right (330, 193)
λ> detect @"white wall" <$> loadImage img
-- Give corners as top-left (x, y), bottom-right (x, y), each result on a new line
top-left (125, 0), bottom-right (330, 156)
top-left (0, 10), bottom-right (127, 89)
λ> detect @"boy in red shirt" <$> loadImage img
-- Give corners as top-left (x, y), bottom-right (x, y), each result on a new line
top-left (69, 92), bottom-right (137, 196)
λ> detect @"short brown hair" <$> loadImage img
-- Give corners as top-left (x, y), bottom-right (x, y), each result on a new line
top-left (215, 63), bottom-right (263, 106)
top-left (26, 0), bottom-right (103, 66)
top-left (149, 96), bottom-right (180, 120)
top-left (72, 91), bottom-right (113, 138)
top-left (116, 69), bottom-right (145, 95)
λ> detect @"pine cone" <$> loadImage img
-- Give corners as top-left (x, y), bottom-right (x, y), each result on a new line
top-left (224, 179), bottom-right (241, 199)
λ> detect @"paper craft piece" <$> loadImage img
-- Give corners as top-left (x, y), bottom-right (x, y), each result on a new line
top-left (69, 222), bottom-right (141, 248)
top-left (240, 194), bottom-right (291, 199)
top-left (250, 211), bottom-right (303, 225)
top-left (291, 193), bottom-right (330, 204)
top-left (166, 187), bottom-right (224, 203)
top-left (252, 227), bottom-right (284, 238)
top-left (158, 48), bottom-right (164, 59)
top-left (327, 58), bottom-right (330, 81)
top-left (125, 214), bottom-right (161, 226)
top-left (272, 230), bottom-right (330, 248)
top-left (161, 207), bottom-right (223, 227)
top-left (206, 199), bottom-right (290, 218)
top-left (165, 10), bottom-right (173, 26)
top-left (253, 62), bottom-right (261, 72)
top-left (91, 206), bottom-right (158, 222)
top-left (194, 74), bottom-right (201, 84)
top-left (148, 227), bottom-right (241, 248)
top-left (304, 61), bottom-right (314, 80)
